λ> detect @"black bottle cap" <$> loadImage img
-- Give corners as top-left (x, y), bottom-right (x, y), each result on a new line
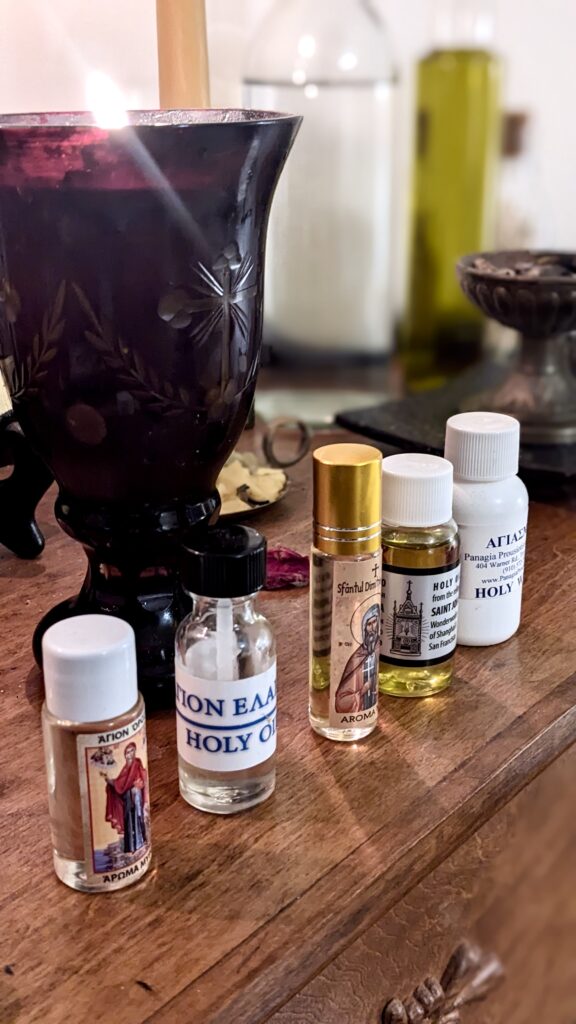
top-left (181, 525), bottom-right (267, 598)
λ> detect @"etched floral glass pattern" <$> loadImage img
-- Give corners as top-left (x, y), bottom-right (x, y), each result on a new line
top-left (0, 111), bottom-right (300, 504)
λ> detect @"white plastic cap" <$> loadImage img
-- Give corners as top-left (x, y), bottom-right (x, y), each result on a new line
top-left (381, 453), bottom-right (453, 528)
top-left (445, 412), bottom-right (520, 482)
top-left (42, 615), bottom-right (138, 723)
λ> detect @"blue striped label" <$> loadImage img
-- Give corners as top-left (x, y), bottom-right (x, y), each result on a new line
top-left (175, 663), bottom-right (277, 771)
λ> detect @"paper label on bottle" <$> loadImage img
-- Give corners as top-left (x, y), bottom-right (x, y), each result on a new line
top-left (76, 712), bottom-right (152, 888)
top-left (328, 559), bottom-right (381, 729)
top-left (311, 554), bottom-right (332, 660)
top-left (381, 563), bottom-right (460, 667)
top-left (176, 664), bottom-right (277, 772)
top-left (458, 523), bottom-right (527, 601)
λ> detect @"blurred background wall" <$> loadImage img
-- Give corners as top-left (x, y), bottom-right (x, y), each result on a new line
top-left (0, 0), bottom-right (572, 250)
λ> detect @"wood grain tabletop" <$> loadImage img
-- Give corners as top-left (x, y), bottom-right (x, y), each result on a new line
top-left (1, 430), bottom-right (576, 1024)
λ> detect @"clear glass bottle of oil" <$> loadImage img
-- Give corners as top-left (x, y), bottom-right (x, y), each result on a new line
top-left (309, 443), bottom-right (382, 741)
top-left (401, 0), bottom-right (502, 387)
top-left (379, 454), bottom-right (460, 697)
top-left (42, 615), bottom-right (152, 893)
top-left (176, 526), bottom-right (276, 814)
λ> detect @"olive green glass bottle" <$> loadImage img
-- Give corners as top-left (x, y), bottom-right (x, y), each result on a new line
top-left (401, 0), bottom-right (502, 388)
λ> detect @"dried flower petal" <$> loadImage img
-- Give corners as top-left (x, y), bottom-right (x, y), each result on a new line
top-left (266, 547), bottom-right (309, 590)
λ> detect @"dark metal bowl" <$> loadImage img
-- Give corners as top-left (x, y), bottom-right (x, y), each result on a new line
top-left (457, 250), bottom-right (576, 337)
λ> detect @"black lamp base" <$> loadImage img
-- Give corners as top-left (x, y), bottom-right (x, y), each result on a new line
top-left (0, 417), bottom-right (52, 559)
top-left (32, 489), bottom-right (220, 708)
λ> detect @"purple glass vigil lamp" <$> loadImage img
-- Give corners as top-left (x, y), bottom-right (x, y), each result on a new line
top-left (0, 109), bottom-right (300, 704)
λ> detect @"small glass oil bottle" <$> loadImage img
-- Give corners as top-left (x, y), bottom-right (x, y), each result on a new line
top-left (310, 443), bottom-right (382, 741)
top-left (379, 453), bottom-right (460, 697)
top-left (42, 615), bottom-right (152, 893)
top-left (176, 525), bottom-right (276, 814)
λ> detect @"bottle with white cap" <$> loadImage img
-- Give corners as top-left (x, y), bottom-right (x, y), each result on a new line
top-left (445, 412), bottom-right (528, 646)
top-left (41, 615), bottom-right (151, 893)
top-left (380, 453), bottom-right (460, 697)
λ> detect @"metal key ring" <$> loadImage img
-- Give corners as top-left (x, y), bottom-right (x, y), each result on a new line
top-left (262, 417), bottom-right (312, 468)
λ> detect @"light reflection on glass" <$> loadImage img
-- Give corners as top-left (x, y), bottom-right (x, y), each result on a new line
top-left (338, 51), bottom-right (358, 71)
top-left (297, 34), bottom-right (317, 59)
top-left (86, 71), bottom-right (129, 129)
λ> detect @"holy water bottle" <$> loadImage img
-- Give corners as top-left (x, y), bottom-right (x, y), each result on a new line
top-left (244, 0), bottom-right (396, 357)
top-left (175, 526), bottom-right (276, 814)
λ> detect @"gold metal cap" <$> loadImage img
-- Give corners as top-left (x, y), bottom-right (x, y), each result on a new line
top-left (313, 443), bottom-right (382, 556)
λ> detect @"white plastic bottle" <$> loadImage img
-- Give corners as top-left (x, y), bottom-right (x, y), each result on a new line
top-left (444, 412), bottom-right (529, 646)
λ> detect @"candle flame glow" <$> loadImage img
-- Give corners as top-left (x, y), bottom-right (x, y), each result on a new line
top-left (86, 71), bottom-right (129, 129)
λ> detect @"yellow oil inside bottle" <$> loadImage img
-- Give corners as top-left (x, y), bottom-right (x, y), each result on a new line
top-left (379, 522), bottom-right (459, 698)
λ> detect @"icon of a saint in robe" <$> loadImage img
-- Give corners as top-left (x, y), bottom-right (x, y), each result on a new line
top-left (335, 604), bottom-right (380, 714)
top-left (102, 742), bottom-right (148, 854)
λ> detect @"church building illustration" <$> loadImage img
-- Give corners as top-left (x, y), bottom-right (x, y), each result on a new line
top-left (391, 580), bottom-right (423, 656)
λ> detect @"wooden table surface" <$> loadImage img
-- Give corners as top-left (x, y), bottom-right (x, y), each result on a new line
top-left (1, 431), bottom-right (576, 1024)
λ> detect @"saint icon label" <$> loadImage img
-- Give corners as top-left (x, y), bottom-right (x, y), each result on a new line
top-left (77, 716), bottom-right (152, 889)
